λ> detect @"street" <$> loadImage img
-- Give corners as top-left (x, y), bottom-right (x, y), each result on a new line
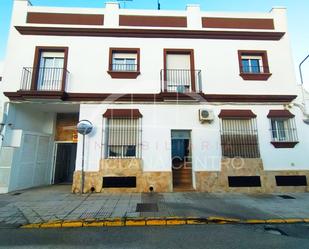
top-left (1, 224), bottom-right (309, 249)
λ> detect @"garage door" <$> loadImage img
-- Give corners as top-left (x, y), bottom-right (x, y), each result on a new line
top-left (9, 132), bottom-right (53, 191)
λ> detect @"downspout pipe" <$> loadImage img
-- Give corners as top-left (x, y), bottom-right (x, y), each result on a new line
top-left (297, 54), bottom-right (309, 121)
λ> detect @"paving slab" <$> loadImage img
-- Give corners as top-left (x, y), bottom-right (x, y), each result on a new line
top-left (0, 185), bottom-right (309, 227)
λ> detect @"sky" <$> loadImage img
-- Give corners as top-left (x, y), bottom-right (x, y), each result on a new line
top-left (0, 0), bottom-right (308, 87)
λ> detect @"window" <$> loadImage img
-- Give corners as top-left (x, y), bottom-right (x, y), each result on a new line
top-left (27, 46), bottom-right (68, 92)
top-left (38, 52), bottom-right (65, 91)
top-left (103, 109), bottom-right (142, 158)
top-left (267, 110), bottom-right (298, 148)
top-left (162, 49), bottom-right (200, 93)
top-left (112, 57), bottom-right (137, 72)
top-left (106, 118), bottom-right (141, 158)
top-left (238, 50), bottom-right (271, 80)
top-left (241, 56), bottom-right (263, 73)
top-left (219, 110), bottom-right (260, 158)
top-left (108, 48), bottom-right (140, 79)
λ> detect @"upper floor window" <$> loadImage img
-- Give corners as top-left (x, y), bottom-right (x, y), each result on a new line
top-left (162, 49), bottom-right (201, 93)
top-left (267, 110), bottom-right (298, 148)
top-left (112, 55), bottom-right (137, 72)
top-left (20, 46), bottom-right (69, 92)
top-left (241, 55), bottom-right (263, 73)
top-left (219, 110), bottom-right (260, 158)
top-left (238, 50), bottom-right (272, 81)
top-left (108, 48), bottom-right (140, 79)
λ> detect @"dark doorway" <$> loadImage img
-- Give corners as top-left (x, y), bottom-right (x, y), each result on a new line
top-left (171, 130), bottom-right (193, 190)
top-left (54, 143), bottom-right (77, 184)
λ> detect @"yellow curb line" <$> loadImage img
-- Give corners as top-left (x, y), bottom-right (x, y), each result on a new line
top-left (125, 218), bottom-right (146, 226)
top-left (166, 218), bottom-right (186, 225)
top-left (20, 217), bottom-right (309, 229)
top-left (265, 219), bottom-right (286, 224)
top-left (284, 219), bottom-right (304, 224)
top-left (146, 218), bottom-right (167, 226)
top-left (62, 221), bottom-right (83, 228)
top-left (244, 219), bottom-right (266, 224)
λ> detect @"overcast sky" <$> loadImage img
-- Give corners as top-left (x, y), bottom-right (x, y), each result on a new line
top-left (0, 0), bottom-right (308, 88)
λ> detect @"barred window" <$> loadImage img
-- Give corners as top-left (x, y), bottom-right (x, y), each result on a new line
top-left (106, 118), bottom-right (142, 158)
top-left (270, 118), bottom-right (298, 142)
top-left (220, 118), bottom-right (260, 158)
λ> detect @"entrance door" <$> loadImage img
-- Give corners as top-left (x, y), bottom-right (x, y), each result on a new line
top-left (38, 52), bottom-right (64, 91)
top-left (171, 130), bottom-right (193, 190)
top-left (54, 143), bottom-right (77, 184)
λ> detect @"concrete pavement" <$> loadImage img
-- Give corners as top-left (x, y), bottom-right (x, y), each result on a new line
top-left (0, 185), bottom-right (309, 228)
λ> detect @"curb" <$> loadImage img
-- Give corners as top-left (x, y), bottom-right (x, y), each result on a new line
top-left (20, 216), bottom-right (309, 229)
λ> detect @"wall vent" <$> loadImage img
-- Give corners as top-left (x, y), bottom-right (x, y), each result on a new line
top-left (275, 176), bottom-right (307, 186)
top-left (103, 176), bottom-right (136, 188)
top-left (228, 176), bottom-right (261, 187)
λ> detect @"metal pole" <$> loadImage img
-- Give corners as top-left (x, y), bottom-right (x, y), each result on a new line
top-left (299, 54), bottom-right (309, 85)
top-left (81, 134), bottom-right (85, 194)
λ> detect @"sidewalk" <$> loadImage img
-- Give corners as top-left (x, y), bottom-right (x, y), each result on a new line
top-left (0, 185), bottom-right (309, 228)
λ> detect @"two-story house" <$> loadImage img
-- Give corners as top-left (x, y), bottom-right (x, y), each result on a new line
top-left (0, 0), bottom-right (308, 194)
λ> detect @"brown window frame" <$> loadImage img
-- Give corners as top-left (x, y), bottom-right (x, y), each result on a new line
top-left (31, 46), bottom-right (69, 91)
top-left (107, 48), bottom-right (140, 79)
top-left (238, 50), bottom-right (272, 81)
top-left (267, 110), bottom-right (299, 148)
top-left (163, 49), bottom-right (196, 92)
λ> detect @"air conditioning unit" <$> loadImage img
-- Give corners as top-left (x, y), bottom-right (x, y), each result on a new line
top-left (199, 109), bottom-right (214, 122)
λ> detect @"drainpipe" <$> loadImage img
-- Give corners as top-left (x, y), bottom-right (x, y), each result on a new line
top-left (295, 54), bottom-right (309, 123)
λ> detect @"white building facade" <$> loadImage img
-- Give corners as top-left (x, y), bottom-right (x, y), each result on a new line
top-left (0, 0), bottom-right (309, 193)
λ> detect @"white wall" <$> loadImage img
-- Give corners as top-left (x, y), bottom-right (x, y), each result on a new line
top-left (77, 103), bottom-right (309, 176)
top-left (1, 1), bottom-right (299, 97)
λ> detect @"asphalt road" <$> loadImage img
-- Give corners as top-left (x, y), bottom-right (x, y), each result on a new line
top-left (0, 224), bottom-right (309, 249)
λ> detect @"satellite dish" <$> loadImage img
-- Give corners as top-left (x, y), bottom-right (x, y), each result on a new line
top-left (77, 120), bottom-right (93, 135)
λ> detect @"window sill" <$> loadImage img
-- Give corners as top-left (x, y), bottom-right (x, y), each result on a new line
top-left (240, 72), bottom-right (272, 81)
top-left (271, 141), bottom-right (299, 148)
top-left (107, 71), bottom-right (140, 79)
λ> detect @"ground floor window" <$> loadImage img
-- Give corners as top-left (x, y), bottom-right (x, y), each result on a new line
top-left (106, 118), bottom-right (142, 158)
top-left (220, 117), bottom-right (260, 158)
top-left (270, 118), bottom-right (297, 142)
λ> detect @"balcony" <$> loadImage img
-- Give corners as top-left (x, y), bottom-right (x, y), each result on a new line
top-left (161, 69), bottom-right (202, 93)
top-left (18, 67), bottom-right (69, 100)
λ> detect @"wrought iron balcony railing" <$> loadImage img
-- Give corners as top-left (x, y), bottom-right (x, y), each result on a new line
top-left (241, 66), bottom-right (269, 74)
top-left (270, 128), bottom-right (298, 142)
top-left (20, 67), bottom-right (69, 92)
top-left (110, 63), bottom-right (138, 72)
top-left (160, 69), bottom-right (202, 93)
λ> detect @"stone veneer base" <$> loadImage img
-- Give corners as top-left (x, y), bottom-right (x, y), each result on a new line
top-left (72, 158), bottom-right (309, 193)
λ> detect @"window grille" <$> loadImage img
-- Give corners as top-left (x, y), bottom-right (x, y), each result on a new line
top-left (270, 118), bottom-right (298, 142)
top-left (106, 118), bottom-right (142, 158)
top-left (220, 118), bottom-right (260, 158)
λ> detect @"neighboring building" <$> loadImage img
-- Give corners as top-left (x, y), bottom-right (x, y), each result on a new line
top-left (0, 0), bottom-right (309, 194)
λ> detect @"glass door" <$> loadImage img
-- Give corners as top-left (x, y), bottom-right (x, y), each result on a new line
top-left (38, 52), bottom-right (64, 91)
